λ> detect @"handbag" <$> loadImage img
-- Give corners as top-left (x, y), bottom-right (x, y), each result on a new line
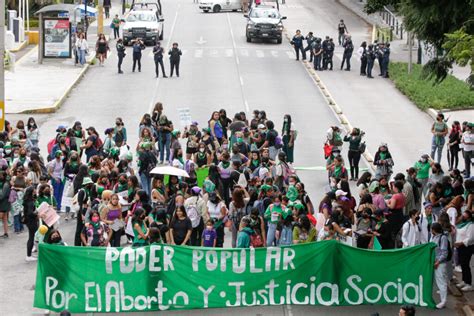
top-left (323, 142), bottom-right (333, 159)
top-left (358, 141), bottom-right (366, 153)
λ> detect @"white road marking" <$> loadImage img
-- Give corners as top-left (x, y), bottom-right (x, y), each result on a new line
top-left (225, 49), bottom-right (233, 57)
top-left (244, 100), bottom-right (250, 112)
top-left (181, 49), bottom-right (188, 55)
top-left (235, 55), bottom-right (240, 64)
top-left (270, 50), bottom-right (278, 57)
top-left (148, 3), bottom-right (180, 112)
top-left (194, 49), bottom-right (203, 58)
top-left (256, 50), bottom-right (264, 58)
top-left (240, 48), bottom-right (249, 57)
top-left (239, 76), bottom-right (244, 85)
top-left (286, 50), bottom-right (295, 59)
top-left (210, 49), bottom-right (219, 57)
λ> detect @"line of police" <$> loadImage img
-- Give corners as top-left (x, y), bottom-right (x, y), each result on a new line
top-left (290, 20), bottom-right (391, 78)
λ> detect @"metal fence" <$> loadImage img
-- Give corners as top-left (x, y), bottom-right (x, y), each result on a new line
top-left (378, 6), bottom-right (405, 40)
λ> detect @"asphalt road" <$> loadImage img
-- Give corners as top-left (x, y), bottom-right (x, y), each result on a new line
top-left (2, 0), bottom-right (470, 315)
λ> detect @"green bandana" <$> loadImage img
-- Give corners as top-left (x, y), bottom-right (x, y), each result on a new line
top-left (221, 161), bottom-right (230, 169)
top-left (456, 221), bottom-right (471, 230)
top-left (286, 185), bottom-right (298, 202)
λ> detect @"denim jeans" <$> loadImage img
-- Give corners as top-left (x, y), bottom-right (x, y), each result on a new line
top-left (266, 222), bottom-right (278, 247)
top-left (51, 179), bottom-right (65, 211)
top-left (139, 173), bottom-right (152, 198)
top-left (431, 136), bottom-right (445, 164)
top-left (159, 132), bottom-right (171, 163)
top-left (13, 214), bottom-right (23, 232)
top-left (78, 49), bottom-right (86, 65)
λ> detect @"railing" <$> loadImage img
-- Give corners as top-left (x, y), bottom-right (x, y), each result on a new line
top-left (378, 6), bottom-right (405, 40)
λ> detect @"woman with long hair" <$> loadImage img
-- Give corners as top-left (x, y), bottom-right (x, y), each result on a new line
top-left (209, 111), bottom-right (224, 145)
top-left (281, 114), bottom-right (296, 163)
top-left (228, 187), bottom-right (250, 248)
top-left (25, 117), bottom-right (40, 149)
top-left (95, 33), bottom-right (110, 66)
top-left (101, 193), bottom-right (124, 247)
top-left (447, 121), bottom-right (461, 171)
top-left (23, 186), bottom-right (38, 261)
top-left (80, 127), bottom-right (101, 162)
top-left (131, 207), bottom-right (149, 247)
top-left (169, 205), bottom-right (192, 245)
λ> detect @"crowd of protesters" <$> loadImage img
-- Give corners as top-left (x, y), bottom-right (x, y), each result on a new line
top-left (0, 102), bottom-right (472, 310)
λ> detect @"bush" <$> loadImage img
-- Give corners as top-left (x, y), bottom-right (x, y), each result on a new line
top-left (389, 62), bottom-right (474, 110)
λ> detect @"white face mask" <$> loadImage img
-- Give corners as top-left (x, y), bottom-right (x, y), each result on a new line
top-left (199, 148), bottom-right (205, 153)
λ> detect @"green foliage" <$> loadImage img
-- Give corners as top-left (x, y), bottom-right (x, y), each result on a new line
top-left (364, 0), bottom-right (399, 14)
top-left (389, 62), bottom-right (474, 110)
top-left (443, 28), bottom-right (474, 89)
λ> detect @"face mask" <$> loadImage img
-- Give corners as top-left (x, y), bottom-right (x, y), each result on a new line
top-left (363, 214), bottom-right (369, 219)
top-left (116, 122), bottom-right (121, 126)
top-left (421, 158), bottom-right (427, 163)
top-left (5, 150), bottom-right (11, 155)
top-left (199, 148), bottom-right (205, 153)
top-left (237, 137), bottom-right (243, 143)
top-left (284, 119), bottom-right (288, 123)
top-left (415, 216), bottom-right (420, 222)
top-left (274, 202), bottom-right (280, 207)
top-left (119, 180), bottom-right (127, 185)
top-left (51, 236), bottom-right (61, 243)
top-left (44, 190), bottom-right (51, 196)
top-left (206, 225), bottom-right (213, 230)
top-left (324, 231), bottom-right (330, 237)
top-left (289, 181), bottom-right (296, 186)
top-left (13, 153), bottom-right (19, 158)
top-left (91, 217), bottom-right (99, 223)
top-left (101, 180), bottom-right (107, 185)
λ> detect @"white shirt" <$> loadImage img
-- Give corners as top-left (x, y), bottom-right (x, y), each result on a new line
top-left (462, 131), bottom-right (474, 152)
top-left (76, 38), bottom-right (89, 51)
top-left (420, 213), bottom-right (438, 243)
top-left (357, 46), bottom-right (364, 60)
top-left (446, 207), bottom-right (458, 226)
top-left (207, 201), bottom-right (224, 219)
top-left (401, 219), bottom-right (425, 247)
top-left (456, 222), bottom-right (474, 247)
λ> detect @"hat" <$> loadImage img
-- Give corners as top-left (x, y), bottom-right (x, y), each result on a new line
top-left (56, 125), bottom-right (67, 132)
top-left (260, 184), bottom-right (272, 192)
top-left (171, 129), bottom-right (180, 137)
top-left (202, 127), bottom-right (211, 133)
top-left (82, 177), bottom-right (93, 186)
top-left (55, 150), bottom-right (63, 156)
top-left (110, 147), bottom-right (120, 157)
top-left (335, 190), bottom-right (347, 197)
top-left (423, 201), bottom-right (433, 209)
top-left (203, 179), bottom-right (216, 193)
top-left (191, 186), bottom-right (201, 195)
top-left (286, 185), bottom-right (299, 202)
top-left (368, 181), bottom-right (379, 193)
top-left (126, 152), bottom-right (133, 160)
top-left (191, 121), bottom-right (198, 126)
top-left (104, 128), bottom-right (114, 135)
top-left (257, 124), bottom-right (265, 129)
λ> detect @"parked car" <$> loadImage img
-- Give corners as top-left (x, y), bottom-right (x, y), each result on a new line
top-left (199, 0), bottom-right (242, 13)
top-left (245, 5), bottom-right (286, 44)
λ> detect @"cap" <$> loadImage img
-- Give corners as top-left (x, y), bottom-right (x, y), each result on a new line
top-left (335, 190), bottom-right (347, 197)
top-left (56, 125), bottom-right (67, 132)
top-left (260, 184), bottom-right (272, 192)
top-left (171, 129), bottom-right (180, 137)
top-left (82, 177), bottom-right (93, 186)
top-left (191, 186), bottom-right (201, 195)
top-left (368, 181), bottom-right (380, 193)
top-left (55, 150), bottom-right (63, 156)
top-left (423, 201), bottom-right (433, 209)
top-left (202, 127), bottom-right (211, 133)
top-left (191, 121), bottom-right (198, 126)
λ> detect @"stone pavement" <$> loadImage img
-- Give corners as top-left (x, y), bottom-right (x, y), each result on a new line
top-left (5, 5), bottom-right (121, 114)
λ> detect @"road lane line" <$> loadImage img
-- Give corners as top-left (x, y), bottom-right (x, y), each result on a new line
top-left (227, 12), bottom-right (249, 113)
top-left (225, 48), bottom-right (234, 57)
top-left (240, 48), bottom-right (249, 57)
top-left (256, 50), bottom-right (264, 58)
top-left (270, 50), bottom-right (278, 57)
top-left (195, 49), bottom-right (203, 58)
top-left (148, 2), bottom-right (180, 112)
top-left (210, 49), bottom-right (219, 57)
top-left (286, 51), bottom-right (295, 59)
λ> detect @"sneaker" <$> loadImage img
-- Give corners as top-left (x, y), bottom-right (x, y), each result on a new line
top-left (461, 285), bottom-right (473, 292)
top-left (25, 256), bottom-right (38, 262)
top-left (454, 266), bottom-right (462, 273)
top-left (456, 281), bottom-right (466, 288)
top-left (1, 233), bottom-right (8, 238)
top-left (436, 302), bottom-right (446, 309)
top-left (32, 246), bottom-right (37, 253)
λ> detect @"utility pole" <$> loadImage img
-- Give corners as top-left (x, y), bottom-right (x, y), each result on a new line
top-left (98, 0), bottom-right (104, 35)
top-left (408, 31), bottom-right (412, 74)
top-left (0, 0), bottom-right (5, 131)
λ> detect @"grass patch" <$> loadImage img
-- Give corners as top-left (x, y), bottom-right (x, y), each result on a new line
top-left (389, 62), bottom-right (474, 110)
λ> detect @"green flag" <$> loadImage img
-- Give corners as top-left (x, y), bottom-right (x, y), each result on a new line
top-left (373, 236), bottom-right (382, 250)
top-left (196, 167), bottom-right (209, 188)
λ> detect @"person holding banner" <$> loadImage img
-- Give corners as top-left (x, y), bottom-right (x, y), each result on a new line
top-left (431, 222), bottom-right (449, 309)
top-left (81, 210), bottom-right (110, 247)
top-left (169, 205), bottom-right (192, 246)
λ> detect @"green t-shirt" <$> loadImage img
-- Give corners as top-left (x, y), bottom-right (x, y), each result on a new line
top-left (264, 204), bottom-right (284, 224)
top-left (414, 161), bottom-right (430, 179)
top-left (35, 195), bottom-right (57, 209)
top-left (133, 221), bottom-right (147, 245)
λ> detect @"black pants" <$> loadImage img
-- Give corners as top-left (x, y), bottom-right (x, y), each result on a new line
top-left (170, 60), bottom-right (180, 77)
top-left (360, 57), bottom-right (367, 75)
top-left (313, 54), bottom-right (322, 70)
top-left (105, 7), bottom-right (110, 18)
top-left (382, 59), bottom-right (389, 77)
top-left (74, 215), bottom-right (85, 246)
top-left (117, 54), bottom-right (124, 72)
top-left (341, 54), bottom-right (351, 70)
top-left (294, 46), bottom-right (306, 60)
top-left (113, 28), bottom-right (120, 39)
top-left (378, 57), bottom-right (383, 75)
top-left (367, 60), bottom-right (374, 77)
top-left (221, 177), bottom-right (232, 206)
top-left (190, 218), bottom-right (204, 246)
top-left (133, 52), bottom-right (142, 72)
top-left (155, 58), bottom-right (166, 77)
top-left (464, 150), bottom-right (473, 177)
top-left (459, 245), bottom-right (474, 285)
top-left (26, 220), bottom-right (38, 257)
top-left (110, 229), bottom-right (122, 247)
top-left (214, 223), bottom-right (224, 247)
top-left (348, 150), bottom-right (361, 179)
top-left (449, 147), bottom-right (459, 170)
top-left (325, 55), bottom-right (333, 70)
top-left (304, 45), bottom-right (313, 61)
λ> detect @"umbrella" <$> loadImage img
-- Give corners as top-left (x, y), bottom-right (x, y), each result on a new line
top-left (75, 5), bottom-right (97, 17)
top-left (150, 166), bottom-right (189, 178)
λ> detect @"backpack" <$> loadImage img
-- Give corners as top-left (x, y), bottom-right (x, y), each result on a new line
top-left (358, 141), bottom-right (366, 153)
top-left (438, 235), bottom-right (453, 261)
top-left (94, 136), bottom-right (104, 151)
top-left (275, 136), bottom-right (283, 149)
top-left (331, 132), bottom-right (343, 146)
top-left (186, 198), bottom-right (201, 228)
top-left (72, 189), bottom-right (86, 213)
top-left (281, 162), bottom-right (296, 183)
top-left (47, 139), bottom-right (57, 155)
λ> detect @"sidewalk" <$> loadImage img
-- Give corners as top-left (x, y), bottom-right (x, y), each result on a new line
top-left (5, 6), bottom-right (120, 114)
top-left (337, 0), bottom-right (471, 82)
top-left (279, 0), bottom-right (473, 172)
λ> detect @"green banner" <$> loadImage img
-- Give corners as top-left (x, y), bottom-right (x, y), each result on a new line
top-left (34, 241), bottom-right (436, 313)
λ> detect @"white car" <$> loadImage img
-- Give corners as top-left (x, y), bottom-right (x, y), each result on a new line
top-left (199, 0), bottom-right (242, 13)
top-left (122, 9), bottom-right (164, 45)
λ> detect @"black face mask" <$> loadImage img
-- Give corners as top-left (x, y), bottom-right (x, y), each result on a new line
top-left (415, 216), bottom-right (420, 222)
top-left (363, 214), bottom-right (370, 219)
top-left (44, 191), bottom-right (51, 196)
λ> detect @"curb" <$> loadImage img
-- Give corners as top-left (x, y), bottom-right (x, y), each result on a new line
top-left (20, 63), bottom-right (91, 114)
top-left (12, 44), bottom-right (37, 66)
top-left (283, 30), bottom-right (375, 171)
top-left (9, 40), bottom-right (28, 53)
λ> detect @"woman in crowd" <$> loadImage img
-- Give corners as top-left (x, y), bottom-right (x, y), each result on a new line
top-left (81, 210), bottom-right (110, 247)
top-left (101, 193), bottom-right (124, 247)
top-left (169, 205), bottom-right (192, 246)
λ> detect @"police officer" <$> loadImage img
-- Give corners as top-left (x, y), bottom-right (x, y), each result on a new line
top-left (291, 29), bottom-right (306, 61)
top-left (313, 38), bottom-right (323, 70)
top-left (153, 41), bottom-right (167, 78)
top-left (116, 38), bottom-right (126, 74)
top-left (366, 44), bottom-right (375, 78)
top-left (340, 36), bottom-right (353, 71)
top-left (382, 42), bottom-right (390, 78)
top-left (376, 42), bottom-right (384, 76)
top-left (132, 38), bottom-right (145, 72)
top-left (337, 19), bottom-right (348, 46)
top-left (304, 32), bottom-right (316, 62)
top-left (324, 38), bottom-right (335, 70)
top-left (168, 42), bottom-right (182, 77)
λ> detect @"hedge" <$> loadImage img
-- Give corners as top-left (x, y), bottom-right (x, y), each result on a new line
top-left (389, 62), bottom-right (474, 110)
